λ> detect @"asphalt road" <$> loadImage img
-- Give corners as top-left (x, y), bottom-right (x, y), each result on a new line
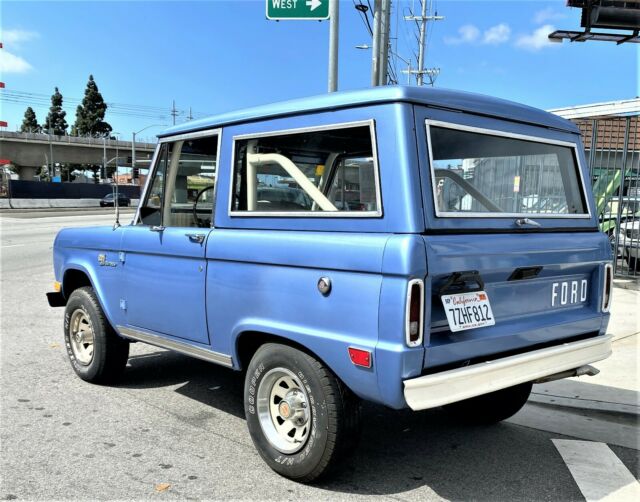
top-left (1, 210), bottom-right (638, 501)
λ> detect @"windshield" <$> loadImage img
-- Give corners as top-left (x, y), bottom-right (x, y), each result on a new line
top-left (428, 123), bottom-right (588, 217)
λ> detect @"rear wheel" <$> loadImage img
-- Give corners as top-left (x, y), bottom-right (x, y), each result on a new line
top-left (64, 286), bottom-right (129, 383)
top-left (244, 343), bottom-right (361, 482)
top-left (625, 255), bottom-right (640, 271)
top-left (445, 381), bottom-right (532, 425)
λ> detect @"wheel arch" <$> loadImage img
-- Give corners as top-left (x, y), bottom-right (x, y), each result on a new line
top-left (232, 323), bottom-right (384, 405)
top-left (62, 268), bottom-right (93, 300)
top-left (236, 330), bottom-right (333, 374)
top-left (60, 264), bottom-right (122, 337)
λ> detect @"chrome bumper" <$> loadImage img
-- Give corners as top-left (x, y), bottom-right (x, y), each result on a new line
top-left (403, 334), bottom-right (612, 411)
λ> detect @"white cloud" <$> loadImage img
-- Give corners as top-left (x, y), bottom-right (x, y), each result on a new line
top-left (515, 24), bottom-right (558, 51)
top-left (446, 23), bottom-right (511, 46)
top-left (444, 24), bottom-right (480, 45)
top-left (483, 23), bottom-right (511, 44)
top-left (0, 50), bottom-right (33, 73)
top-left (533, 7), bottom-right (566, 25)
top-left (0, 29), bottom-right (39, 48)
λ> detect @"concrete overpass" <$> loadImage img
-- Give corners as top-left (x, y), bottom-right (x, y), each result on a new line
top-left (0, 131), bottom-right (157, 180)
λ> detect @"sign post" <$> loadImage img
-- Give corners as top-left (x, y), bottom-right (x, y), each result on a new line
top-left (266, 0), bottom-right (329, 21)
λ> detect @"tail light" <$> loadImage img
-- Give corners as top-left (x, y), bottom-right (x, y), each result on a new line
top-left (405, 279), bottom-right (424, 347)
top-left (601, 263), bottom-right (613, 312)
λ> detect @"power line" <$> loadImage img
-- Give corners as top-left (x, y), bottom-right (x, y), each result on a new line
top-left (0, 89), bottom-right (212, 122)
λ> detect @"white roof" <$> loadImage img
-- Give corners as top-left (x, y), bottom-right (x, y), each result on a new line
top-left (549, 98), bottom-right (640, 119)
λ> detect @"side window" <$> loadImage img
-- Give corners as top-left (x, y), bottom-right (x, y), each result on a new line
top-left (139, 134), bottom-right (218, 227)
top-left (165, 135), bottom-right (218, 227)
top-left (231, 123), bottom-right (380, 215)
top-left (140, 143), bottom-right (170, 226)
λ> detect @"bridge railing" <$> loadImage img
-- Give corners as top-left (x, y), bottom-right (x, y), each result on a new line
top-left (0, 130), bottom-right (156, 149)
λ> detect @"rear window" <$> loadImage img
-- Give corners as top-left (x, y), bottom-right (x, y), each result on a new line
top-left (427, 122), bottom-right (588, 217)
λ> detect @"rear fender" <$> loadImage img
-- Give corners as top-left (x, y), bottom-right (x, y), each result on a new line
top-left (231, 319), bottom-right (383, 405)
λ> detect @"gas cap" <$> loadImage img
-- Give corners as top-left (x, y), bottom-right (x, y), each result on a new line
top-left (317, 277), bottom-right (331, 296)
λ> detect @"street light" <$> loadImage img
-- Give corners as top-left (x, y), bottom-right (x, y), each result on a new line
top-left (132, 124), bottom-right (166, 185)
top-left (355, 44), bottom-right (414, 85)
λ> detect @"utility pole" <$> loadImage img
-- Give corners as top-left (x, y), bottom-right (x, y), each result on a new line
top-left (404, 0), bottom-right (444, 85)
top-left (371, 0), bottom-right (382, 86)
top-left (328, 0), bottom-right (339, 92)
top-left (378, 0), bottom-right (391, 86)
top-left (187, 106), bottom-right (194, 121)
top-left (171, 100), bottom-right (178, 125)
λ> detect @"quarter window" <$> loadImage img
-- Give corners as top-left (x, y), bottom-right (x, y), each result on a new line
top-left (231, 124), bottom-right (380, 215)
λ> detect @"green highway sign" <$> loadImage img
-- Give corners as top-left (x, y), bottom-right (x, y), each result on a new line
top-left (266, 0), bottom-right (329, 20)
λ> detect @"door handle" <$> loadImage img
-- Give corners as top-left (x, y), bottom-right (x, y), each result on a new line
top-left (150, 225), bottom-right (165, 232)
top-left (186, 233), bottom-right (206, 244)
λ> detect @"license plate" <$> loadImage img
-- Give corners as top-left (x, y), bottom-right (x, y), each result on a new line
top-left (441, 291), bottom-right (495, 332)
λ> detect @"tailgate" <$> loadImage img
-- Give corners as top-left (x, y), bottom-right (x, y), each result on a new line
top-left (422, 231), bottom-right (610, 369)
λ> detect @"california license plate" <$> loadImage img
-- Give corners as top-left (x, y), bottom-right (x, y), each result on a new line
top-left (441, 291), bottom-right (495, 332)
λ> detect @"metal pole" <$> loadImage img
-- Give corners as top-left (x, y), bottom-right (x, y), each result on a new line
top-left (379, 0), bottom-right (391, 86)
top-left (132, 132), bottom-right (137, 185)
top-left (328, 0), bottom-right (339, 92)
top-left (102, 137), bottom-right (107, 183)
top-left (416, 0), bottom-right (428, 86)
top-left (371, 0), bottom-right (382, 86)
top-left (49, 134), bottom-right (54, 180)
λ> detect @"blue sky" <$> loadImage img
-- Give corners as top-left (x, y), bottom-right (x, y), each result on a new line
top-left (1, 0), bottom-right (637, 141)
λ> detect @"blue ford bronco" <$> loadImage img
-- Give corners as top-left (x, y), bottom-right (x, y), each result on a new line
top-left (48, 86), bottom-right (613, 482)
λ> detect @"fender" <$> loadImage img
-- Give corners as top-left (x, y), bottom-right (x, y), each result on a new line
top-left (231, 318), bottom-right (384, 405)
top-left (59, 257), bottom-right (125, 333)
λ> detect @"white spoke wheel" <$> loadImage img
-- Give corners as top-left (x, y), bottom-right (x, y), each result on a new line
top-left (244, 343), bottom-right (361, 482)
top-left (63, 286), bottom-right (129, 384)
top-left (68, 309), bottom-right (94, 365)
top-left (257, 368), bottom-right (311, 454)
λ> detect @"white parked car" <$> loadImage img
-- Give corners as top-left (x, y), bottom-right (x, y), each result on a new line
top-left (618, 220), bottom-right (640, 271)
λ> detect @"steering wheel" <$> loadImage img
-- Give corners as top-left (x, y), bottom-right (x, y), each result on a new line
top-left (193, 185), bottom-right (215, 227)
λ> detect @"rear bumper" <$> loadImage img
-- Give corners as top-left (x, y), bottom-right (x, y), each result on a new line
top-left (403, 334), bottom-right (612, 411)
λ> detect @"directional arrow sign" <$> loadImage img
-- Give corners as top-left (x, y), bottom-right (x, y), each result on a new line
top-left (266, 0), bottom-right (329, 20)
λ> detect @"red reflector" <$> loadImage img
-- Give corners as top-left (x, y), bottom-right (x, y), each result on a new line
top-left (348, 347), bottom-right (372, 368)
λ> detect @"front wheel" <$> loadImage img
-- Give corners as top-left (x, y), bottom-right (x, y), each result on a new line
top-left (64, 286), bottom-right (129, 383)
top-left (445, 381), bottom-right (533, 425)
top-left (244, 343), bottom-right (361, 482)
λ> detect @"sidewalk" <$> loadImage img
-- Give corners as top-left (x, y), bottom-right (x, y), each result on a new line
top-left (509, 286), bottom-right (640, 450)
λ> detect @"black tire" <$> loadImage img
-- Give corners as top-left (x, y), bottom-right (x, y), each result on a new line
top-left (445, 381), bottom-right (532, 425)
top-left (244, 343), bottom-right (361, 483)
top-left (64, 286), bottom-right (129, 384)
top-left (625, 255), bottom-right (640, 272)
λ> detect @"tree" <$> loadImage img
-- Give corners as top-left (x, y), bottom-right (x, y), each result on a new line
top-left (43, 87), bottom-right (68, 135)
top-left (21, 107), bottom-right (41, 133)
top-left (73, 75), bottom-right (112, 138)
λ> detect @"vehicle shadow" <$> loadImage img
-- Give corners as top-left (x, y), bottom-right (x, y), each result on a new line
top-left (116, 348), bottom-right (591, 499)
top-left (119, 348), bottom-right (245, 419)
